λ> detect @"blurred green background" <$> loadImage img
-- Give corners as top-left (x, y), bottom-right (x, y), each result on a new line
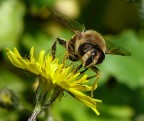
top-left (0, 0), bottom-right (144, 121)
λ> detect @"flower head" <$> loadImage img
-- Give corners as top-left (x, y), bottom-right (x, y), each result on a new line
top-left (6, 47), bottom-right (101, 115)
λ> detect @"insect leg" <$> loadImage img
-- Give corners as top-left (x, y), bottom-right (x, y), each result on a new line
top-left (75, 66), bottom-right (100, 80)
top-left (51, 41), bottom-right (57, 59)
top-left (51, 38), bottom-right (66, 59)
top-left (57, 38), bottom-right (69, 64)
top-left (88, 66), bottom-right (100, 80)
top-left (88, 66), bottom-right (100, 97)
top-left (80, 67), bottom-right (88, 74)
top-left (74, 66), bottom-right (99, 97)
top-left (57, 38), bottom-right (66, 47)
top-left (73, 64), bottom-right (83, 73)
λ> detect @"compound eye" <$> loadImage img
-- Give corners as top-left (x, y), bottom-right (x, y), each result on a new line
top-left (78, 43), bottom-right (93, 56)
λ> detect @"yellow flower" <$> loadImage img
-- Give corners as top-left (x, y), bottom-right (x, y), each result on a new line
top-left (6, 47), bottom-right (101, 115)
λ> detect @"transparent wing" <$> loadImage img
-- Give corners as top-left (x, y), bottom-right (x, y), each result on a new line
top-left (48, 8), bottom-right (85, 34)
top-left (105, 40), bottom-right (131, 56)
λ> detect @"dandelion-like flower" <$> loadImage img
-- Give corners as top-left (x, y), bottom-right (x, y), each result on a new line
top-left (6, 47), bottom-right (102, 120)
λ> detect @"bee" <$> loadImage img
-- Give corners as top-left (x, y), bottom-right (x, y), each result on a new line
top-left (49, 8), bottom-right (131, 77)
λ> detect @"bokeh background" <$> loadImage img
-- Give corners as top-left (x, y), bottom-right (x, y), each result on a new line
top-left (0, 0), bottom-right (144, 121)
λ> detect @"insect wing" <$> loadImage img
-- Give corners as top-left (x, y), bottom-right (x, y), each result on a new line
top-left (49, 8), bottom-right (85, 34)
top-left (105, 40), bottom-right (131, 56)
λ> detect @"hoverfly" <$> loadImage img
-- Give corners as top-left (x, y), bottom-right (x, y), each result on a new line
top-left (49, 8), bottom-right (131, 78)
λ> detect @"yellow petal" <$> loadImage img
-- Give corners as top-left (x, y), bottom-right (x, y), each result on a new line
top-left (68, 88), bottom-right (101, 115)
top-left (6, 48), bottom-right (24, 68)
top-left (30, 47), bottom-right (35, 63)
top-left (38, 50), bottom-right (45, 67)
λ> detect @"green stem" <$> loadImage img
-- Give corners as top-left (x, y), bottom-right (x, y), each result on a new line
top-left (28, 111), bottom-right (40, 121)
top-left (28, 104), bottom-right (43, 121)
top-left (28, 76), bottom-right (63, 121)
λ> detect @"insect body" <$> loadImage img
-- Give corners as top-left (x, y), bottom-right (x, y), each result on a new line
top-left (66, 30), bottom-right (106, 68)
top-left (49, 8), bottom-right (131, 75)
